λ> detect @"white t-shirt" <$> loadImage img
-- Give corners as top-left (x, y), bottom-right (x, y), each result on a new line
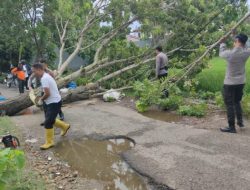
top-left (23, 65), bottom-right (28, 78)
top-left (41, 73), bottom-right (61, 105)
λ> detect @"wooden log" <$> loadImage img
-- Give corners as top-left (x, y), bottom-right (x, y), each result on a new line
top-left (0, 85), bottom-right (102, 116)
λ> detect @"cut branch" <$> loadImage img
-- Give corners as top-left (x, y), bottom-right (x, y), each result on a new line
top-left (167, 12), bottom-right (250, 87)
top-left (97, 57), bottom-right (155, 84)
top-left (57, 10), bottom-right (116, 76)
top-left (85, 16), bottom-right (139, 71)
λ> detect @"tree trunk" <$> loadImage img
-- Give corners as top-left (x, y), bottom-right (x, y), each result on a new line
top-left (0, 93), bottom-right (33, 116)
top-left (0, 86), bottom-right (102, 116)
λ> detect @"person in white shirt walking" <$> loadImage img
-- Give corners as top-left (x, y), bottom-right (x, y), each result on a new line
top-left (32, 63), bottom-right (70, 150)
top-left (20, 60), bottom-right (31, 90)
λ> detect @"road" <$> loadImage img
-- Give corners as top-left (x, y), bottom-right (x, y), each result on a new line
top-left (2, 84), bottom-right (250, 190)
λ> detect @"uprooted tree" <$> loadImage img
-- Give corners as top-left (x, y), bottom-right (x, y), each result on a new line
top-left (0, 0), bottom-right (249, 115)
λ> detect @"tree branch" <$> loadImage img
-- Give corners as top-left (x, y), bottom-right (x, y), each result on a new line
top-left (167, 12), bottom-right (250, 88)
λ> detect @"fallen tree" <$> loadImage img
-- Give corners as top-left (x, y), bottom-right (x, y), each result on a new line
top-left (0, 84), bottom-right (103, 116)
top-left (1, 1), bottom-right (249, 116)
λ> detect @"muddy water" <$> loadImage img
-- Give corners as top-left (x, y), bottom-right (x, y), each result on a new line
top-left (142, 110), bottom-right (182, 123)
top-left (54, 138), bottom-right (147, 190)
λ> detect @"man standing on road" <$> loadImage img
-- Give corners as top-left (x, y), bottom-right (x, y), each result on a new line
top-left (32, 63), bottom-right (70, 150)
top-left (219, 33), bottom-right (250, 133)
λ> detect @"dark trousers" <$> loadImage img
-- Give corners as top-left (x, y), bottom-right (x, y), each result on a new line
top-left (43, 102), bottom-right (63, 120)
top-left (158, 73), bottom-right (169, 98)
top-left (24, 77), bottom-right (29, 90)
top-left (223, 84), bottom-right (244, 128)
top-left (18, 79), bottom-right (25, 94)
top-left (44, 101), bottom-right (62, 129)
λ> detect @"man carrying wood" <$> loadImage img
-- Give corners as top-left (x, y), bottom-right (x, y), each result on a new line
top-left (28, 59), bottom-right (65, 123)
top-left (219, 33), bottom-right (250, 133)
top-left (32, 63), bottom-right (70, 150)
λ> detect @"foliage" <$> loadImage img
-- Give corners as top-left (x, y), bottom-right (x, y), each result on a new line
top-left (0, 74), bottom-right (6, 84)
top-left (0, 0), bottom-right (56, 67)
top-left (134, 79), bottom-right (185, 113)
top-left (0, 117), bottom-right (46, 189)
top-left (215, 92), bottom-right (250, 118)
top-left (182, 79), bottom-right (200, 97)
top-left (158, 96), bottom-right (184, 110)
top-left (242, 95), bottom-right (250, 118)
top-left (76, 77), bottom-right (89, 86)
top-left (215, 92), bottom-right (225, 109)
top-left (135, 100), bottom-right (149, 113)
top-left (198, 91), bottom-right (215, 100)
top-left (106, 97), bottom-right (116, 102)
top-left (0, 117), bottom-right (16, 136)
top-left (134, 79), bottom-right (162, 112)
top-left (0, 148), bottom-right (25, 189)
top-left (0, 148), bottom-right (46, 190)
top-left (196, 57), bottom-right (250, 93)
top-left (178, 103), bottom-right (208, 117)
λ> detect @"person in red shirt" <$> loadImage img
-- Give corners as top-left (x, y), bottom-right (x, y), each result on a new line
top-left (11, 63), bottom-right (25, 94)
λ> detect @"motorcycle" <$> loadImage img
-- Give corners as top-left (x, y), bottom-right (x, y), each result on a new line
top-left (4, 73), bottom-right (18, 88)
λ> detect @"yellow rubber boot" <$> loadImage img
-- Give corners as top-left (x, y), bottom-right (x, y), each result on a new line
top-left (54, 119), bottom-right (70, 136)
top-left (40, 128), bottom-right (54, 150)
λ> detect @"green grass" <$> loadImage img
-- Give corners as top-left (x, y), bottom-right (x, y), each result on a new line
top-left (196, 57), bottom-right (250, 93)
top-left (0, 117), bottom-right (47, 190)
top-left (0, 117), bottom-right (16, 136)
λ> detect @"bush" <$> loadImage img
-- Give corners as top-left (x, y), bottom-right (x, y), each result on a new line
top-left (242, 95), bottom-right (250, 118)
top-left (0, 75), bottom-right (6, 84)
top-left (133, 79), bottom-right (162, 112)
top-left (215, 92), bottom-right (225, 109)
top-left (158, 96), bottom-right (184, 110)
top-left (198, 91), bottom-right (215, 100)
top-left (135, 100), bottom-right (149, 113)
top-left (178, 103), bottom-right (207, 117)
top-left (0, 148), bottom-right (25, 189)
top-left (76, 77), bottom-right (89, 86)
top-left (0, 118), bottom-right (46, 189)
top-left (106, 97), bottom-right (116, 102)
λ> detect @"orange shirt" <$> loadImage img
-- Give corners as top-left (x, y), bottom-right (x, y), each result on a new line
top-left (11, 68), bottom-right (25, 81)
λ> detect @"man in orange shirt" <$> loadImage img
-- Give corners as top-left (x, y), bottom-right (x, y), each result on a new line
top-left (11, 63), bottom-right (25, 94)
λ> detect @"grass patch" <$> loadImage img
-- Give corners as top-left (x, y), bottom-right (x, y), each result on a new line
top-left (0, 117), bottom-right (46, 190)
top-left (196, 57), bottom-right (250, 93)
top-left (178, 103), bottom-right (207, 117)
top-left (0, 117), bottom-right (16, 136)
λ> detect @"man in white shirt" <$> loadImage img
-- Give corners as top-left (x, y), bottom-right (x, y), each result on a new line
top-left (28, 59), bottom-right (65, 123)
top-left (20, 60), bottom-right (30, 90)
top-left (32, 63), bottom-right (70, 150)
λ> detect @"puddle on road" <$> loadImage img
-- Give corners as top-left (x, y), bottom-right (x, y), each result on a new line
top-left (54, 138), bottom-right (147, 190)
top-left (142, 110), bottom-right (182, 123)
